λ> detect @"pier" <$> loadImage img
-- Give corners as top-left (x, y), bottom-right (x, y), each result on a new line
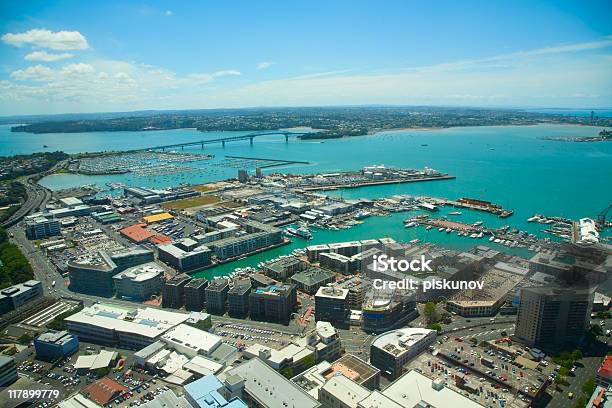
top-left (425, 196), bottom-right (514, 218)
top-left (301, 175), bottom-right (456, 191)
top-left (126, 131), bottom-right (310, 153)
top-left (225, 155), bottom-right (310, 167)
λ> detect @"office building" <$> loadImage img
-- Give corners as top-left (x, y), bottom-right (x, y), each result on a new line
top-left (0, 280), bottom-right (43, 314)
top-left (113, 262), bottom-right (164, 301)
top-left (184, 374), bottom-right (248, 408)
top-left (291, 268), bottom-right (335, 294)
top-left (184, 278), bottom-right (209, 311)
top-left (206, 279), bottom-right (229, 315)
top-left (315, 286), bottom-right (349, 325)
top-left (162, 274), bottom-right (192, 309)
top-left (370, 328), bottom-right (437, 379)
top-left (25, 215), bottom-right (60, 240)
top-left (224, 358), bottom-right (321, 408)
top-left (34, 330), bottom-right (79, 362)
top-left (157, 243), bottom-right (212, 272)
top-left (0, 356), bottom-right (17, 387)
top-left (64, 303), bottom-right (189, 349)
top-left (361, 294), bottom-right (417, 334)
top-left (249, 283), bottom-right (296, 324)
top-left (228, 281), bottom-right (251, 318)
top-left (160, 324), bottom-right (222, 358)
top-left (514, 285), bottom-right (594, 349)
top-left (319, 374), bottom-right (370, 408)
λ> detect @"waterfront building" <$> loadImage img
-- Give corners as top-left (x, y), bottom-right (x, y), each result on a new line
top-left (208, 221), bottom-right (282, 260)
top-left (113, 262), bottom-right (164, 301)
top-left (291, 268), bottom-right (335, 294)
top-left (157, 243), bottom-right (212, 272)
top-left (25, 215), bottom-right (60, 240)
top-left (64, 303), bottom-right (189, 349)
top-left (514, 285), bottom-right (594, 349)
top-left (205, 279), bottom-right (229, 315)
top-left (0, 280), bottom-right (43, 314)
top-left (184, 278), bottom-right (209, 311)
top-left (249, 283), bottom-right (296, 324)
top-left (263, 256), bottom-right (305, 280)
top-left (315, 286), bottom-right (349, 325)
top-left (370, 328), bottom-right (437, 379)
top-left (0, 356), bottom-right (17, 387)
top-left (162, 274), bottom-right (192, 309)
top-left (228, 280), bottom-right (252, 318)
top-left (34, 330), bottom-right (79, 362)
top-left (250, 273), bottom-right (276, 288)
top-left (319, 252), bottom-right (353, 275)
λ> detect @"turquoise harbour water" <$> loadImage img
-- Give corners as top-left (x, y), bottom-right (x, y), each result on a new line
top-left (1, 123), bottom-right (611, 279)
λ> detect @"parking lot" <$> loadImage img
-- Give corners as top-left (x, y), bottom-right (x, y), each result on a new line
top-left (212, 321), bottom-right (303, 350)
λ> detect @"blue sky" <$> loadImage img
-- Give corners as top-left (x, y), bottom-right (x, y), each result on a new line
top-left (0, 0), bottom-right (611, 115)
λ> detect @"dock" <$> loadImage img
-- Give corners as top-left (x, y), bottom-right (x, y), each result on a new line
top-left (425, 196), bottom-right (514, 218)
top-left (302, 175), bottom-right (456, 191)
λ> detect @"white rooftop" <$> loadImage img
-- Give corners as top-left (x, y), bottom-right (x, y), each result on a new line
top-left (382, 370), bottom-right (485, 408)
top-left (65, 303), bottom-right (188, 340)
top-left (161, 323), bottom-right (222, 356)
top-left (321, 375), bottom-right (370, 408)
top-left (372, 328), bottom-right (435, 357)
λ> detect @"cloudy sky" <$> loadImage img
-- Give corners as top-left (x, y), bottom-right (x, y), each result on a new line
top-left (0, 0), bottom-right (611, 115)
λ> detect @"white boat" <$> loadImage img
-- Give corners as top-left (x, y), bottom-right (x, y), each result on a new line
top-left (448, 211), bottom-right (462, 215)
top-left (438, 227), bottom-right (445, 232)
top-left (477, 232), bottom-right (484, 238)
top-left (445, 228), bottom-right (452, 233)
top-left (494, 239), bottom-right (501, 243)
top-left (489, 236), bottom-right (495, 242)
top-left (473, 221), bottom-right (484, 226)
top-left (527, 216), bottom-right (540, 222)
top-left (405, 222), bottom-right (418, 228)
top-left (426, 225), bottom-right (432, 230)
top-left (469, 233), bottom-right (477, 238)
top-left (409, 239), bottom-right (420, 244)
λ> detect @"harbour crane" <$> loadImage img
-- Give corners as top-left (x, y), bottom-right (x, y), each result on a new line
top-left (597, 203), bottom-right (612, 229)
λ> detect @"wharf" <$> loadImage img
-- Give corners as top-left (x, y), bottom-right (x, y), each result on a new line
top-left (302, 174), bottom-right (456, 191)
top-left (425, 196), bottom-right (514, 218)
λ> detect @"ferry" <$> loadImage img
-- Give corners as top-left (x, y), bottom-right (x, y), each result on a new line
top-left (448, 211), bottom-right (462, 215)
top-left (355, 211), bottom-right (371, 220)
top-left (285, 226), bottom-right (313, 240)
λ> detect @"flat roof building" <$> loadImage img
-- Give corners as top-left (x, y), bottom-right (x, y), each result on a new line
top-left (34, 330), bottom-right (79, 362)
top-left (113, 262), bottom-right (164, 301)
top-left (158, 243), bottom-right (212, 272)
top-left (65, 303), bottom-right (189, 349)
top-left (315, 286), bottom-right (349, 325)
top-left (291, 268), bottom-right (336, 294)
top-left (370, 328), bottom-right (436, 379)
top-left (184, 278), bottom-right (209, 312)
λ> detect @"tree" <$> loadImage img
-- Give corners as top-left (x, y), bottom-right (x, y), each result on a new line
top-left (590, 325), bottom-right (604, 337)
top-left (558, 367), bottom-right (570, 377)
top-left (18, 333), bottom-right (33, 345)
top-left (423, 302), bottom-right (440, 324)
top-left (427, 323), bottom-right (442, 332)
top-left (582, 377), bottom-right (596, 395)
top-left (571, 349), bottom-right (583, 361)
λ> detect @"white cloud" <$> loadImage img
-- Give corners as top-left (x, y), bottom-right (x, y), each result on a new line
top-left (2, 29), bottom-right (89, 50)
top-left (256, 61), bottom-right (274, 70)
top-left (165, 10), bottom-right (173, 16)
top-left (24, 51), bottom-right (74, 62)
top-left (1, 37), bottom-right (611, 114)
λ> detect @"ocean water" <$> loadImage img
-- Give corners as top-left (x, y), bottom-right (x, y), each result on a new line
top-left (1, 123), bottom-right (610, 278)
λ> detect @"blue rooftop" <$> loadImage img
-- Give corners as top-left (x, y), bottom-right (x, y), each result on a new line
top-left (184, 374), bottom-right (247, 408)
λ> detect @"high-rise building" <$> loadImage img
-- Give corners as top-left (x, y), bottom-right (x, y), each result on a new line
top-left (161, 274), bottom-right (192, 309)
top-left (249, 283), bottom-right (296, 324)
top-left (514, 285), bottom-right (594, 348)
top-left (228, 280), bottom-right (251, 318)
top-left (184, 278), bottom-right (209, 311)
top-left (25, 215), bottom-right (60, 240)
top-left (315, 286), bottom-right (349, 324)
top-left (205, 279), bottom-right (229, 315)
